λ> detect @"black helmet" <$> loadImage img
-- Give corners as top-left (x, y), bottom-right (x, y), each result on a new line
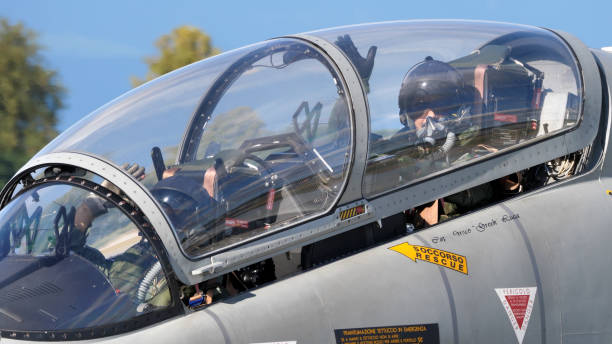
top-left (398, 57), bottom-right (466, 127)
top-left (151, 174), bottom-right (214, 229)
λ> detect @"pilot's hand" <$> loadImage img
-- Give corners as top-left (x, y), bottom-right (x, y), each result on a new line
top-left (101, 163), bottom-right (146, 195)
top-left (335, 34), bottom-right (377, 81)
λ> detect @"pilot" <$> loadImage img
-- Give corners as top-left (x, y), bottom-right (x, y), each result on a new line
top-left (71, 164), bottom-right (148, 273)
top-left (74, 162), bottom-right (237, 306)
top-left (397, 57), bottom-right (522, 226)
top-left (74, 163), bottom-right (216, 237)
top-left (72, 164), bottom-right (173, 307)
top-left (396, 56), bottom-right (476, 164)
top-left (149, 168), bottom-right (218, 232)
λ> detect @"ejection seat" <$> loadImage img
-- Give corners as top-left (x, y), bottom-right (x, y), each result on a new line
top-left (450, 44), bottom-right (544, 150)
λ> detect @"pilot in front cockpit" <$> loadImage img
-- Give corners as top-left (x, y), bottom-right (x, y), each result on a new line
top-left (70, 164), bottom-right (174, 308)
top-left (72, 162), bottom-right (225, 304)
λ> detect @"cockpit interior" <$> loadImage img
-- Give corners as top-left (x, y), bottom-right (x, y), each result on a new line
top-left (0, 20), bottom-right (603, 341)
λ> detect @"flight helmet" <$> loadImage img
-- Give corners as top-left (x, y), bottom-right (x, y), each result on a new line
top-left (151, 174), bottom-right (214, 230)
top-left (398, 56), bottom-right (466, 127)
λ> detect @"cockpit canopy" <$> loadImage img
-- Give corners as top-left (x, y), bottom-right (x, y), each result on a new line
top-left (0, 20), bottom-right (592, 339)
top-left (29, 20), bottom-right (581, 260)
top-left (313, 21), bottom-right (582, 195)
top-left (0, 181), bottom-right (170, 332)
top-left (37, 38), bottom-right (352, 258)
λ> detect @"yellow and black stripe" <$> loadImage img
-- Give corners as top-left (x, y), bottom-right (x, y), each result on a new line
top-left (339, 205), bottom-right (366, 221)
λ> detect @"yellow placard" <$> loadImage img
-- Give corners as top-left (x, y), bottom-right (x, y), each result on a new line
top-left (389, 242), bottom-right (468, 275)
top-left (339, 204), bottom-right (366, 221)
top-left (335, 324), bottom-right (438, 344)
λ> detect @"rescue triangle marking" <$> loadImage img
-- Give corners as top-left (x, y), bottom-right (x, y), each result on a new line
top-left (495, 287), bottom-right (537, 344)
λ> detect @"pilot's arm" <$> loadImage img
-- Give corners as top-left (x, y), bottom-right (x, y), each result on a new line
top-left (74, 195), bottom-right (109, 232)
top-left (74, 163), bottom-right (146, 231)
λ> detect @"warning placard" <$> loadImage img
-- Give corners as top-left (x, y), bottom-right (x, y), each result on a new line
top-left (389, 242), bottom-right (468, 275)
top-left (334, 324), bottom-right (439, 344)
top-left (495, 287), bottom-right (537, 344)
top-left (339, 204), bottom-right (366, 221)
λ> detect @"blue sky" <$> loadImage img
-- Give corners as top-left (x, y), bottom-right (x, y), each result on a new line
top-left (1, 0), bottom-right (610, 131)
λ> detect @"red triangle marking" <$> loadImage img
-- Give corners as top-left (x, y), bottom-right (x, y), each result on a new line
top-left (505, 295), bottom-right (530, 329)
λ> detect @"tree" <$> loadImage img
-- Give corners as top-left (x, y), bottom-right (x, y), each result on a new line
top-left (197, 106), bottom-right (269, 155)
top-left (0, 18), bottom-right (64, 189)
top-left (131, 25), bottom-right (220, 86)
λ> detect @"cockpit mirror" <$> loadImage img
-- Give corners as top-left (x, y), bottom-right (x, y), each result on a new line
top-left (204, 141), bottom-right (221, 159)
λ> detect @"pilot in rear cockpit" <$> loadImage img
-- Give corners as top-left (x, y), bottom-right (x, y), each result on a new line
top-left (396, 57), bottom-right (523, 227)
top-left (394, 57), bottom-right (484, 178)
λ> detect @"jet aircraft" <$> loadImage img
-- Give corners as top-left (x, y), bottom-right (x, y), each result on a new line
top-left (0, 20), bottom-right (611, 344)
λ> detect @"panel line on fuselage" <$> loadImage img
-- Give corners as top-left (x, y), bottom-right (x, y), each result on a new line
top-left (415, 233), bottom-right (459, 344)
top-left (499, 203), bottom-right (546, 343)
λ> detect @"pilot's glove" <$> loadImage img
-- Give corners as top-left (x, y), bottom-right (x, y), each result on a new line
top-left (335, 34), bottom-right (377, 82)
top-left (101, 163), bottom-right (146, 195)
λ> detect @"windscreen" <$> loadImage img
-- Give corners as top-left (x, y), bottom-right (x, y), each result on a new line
top-left (35, 38), bottom-right (352, 258)
top-left (0, 183), bottom-right (170, 332)
top-left (312, 21), bottom-right (582, 196)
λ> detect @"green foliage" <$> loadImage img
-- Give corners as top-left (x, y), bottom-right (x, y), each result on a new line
top-left (197, 106), bottom-right (269, 156)
top-left (0, 18), bottom-right (64, 189)
top-left (131, 25), bottom-right (220, 86)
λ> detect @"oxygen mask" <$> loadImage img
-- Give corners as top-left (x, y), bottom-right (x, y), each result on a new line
top-left (416, 116), bottom-right (447, 146)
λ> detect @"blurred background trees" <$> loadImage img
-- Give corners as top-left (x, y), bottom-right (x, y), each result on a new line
top-left (0, 18), bottom-right (64, 189)
top-left (131, 25), bottom-right (220, 87)
top-left (0, 22), bottom-right (218, 189)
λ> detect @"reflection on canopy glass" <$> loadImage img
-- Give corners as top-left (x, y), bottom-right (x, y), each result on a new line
top-left (314, 21), bottom-right (582, 196)
top-left (37, 38), bottom-right (352, 258)
top-left (0, 183), bottom-right (169, 331)
top-left (157, 39), bottom-right (352, 257)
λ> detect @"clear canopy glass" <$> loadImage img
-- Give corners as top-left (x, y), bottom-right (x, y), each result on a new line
top-left (37, 38), bottom-right (352, 258)
top-left (31, 21), bottom-right (583, 258)
top-left (0, 183), bottom-right (169, 331)
top-left (312, 21), bottom-right (582, 196)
